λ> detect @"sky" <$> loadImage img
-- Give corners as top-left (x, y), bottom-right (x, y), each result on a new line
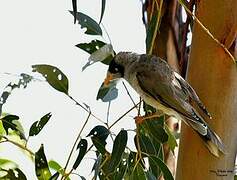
top-left (0, 0), bottom-right (146, 179)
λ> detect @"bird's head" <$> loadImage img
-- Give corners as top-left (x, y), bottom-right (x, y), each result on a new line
top-left (104, 52), bottom-right (139, 85)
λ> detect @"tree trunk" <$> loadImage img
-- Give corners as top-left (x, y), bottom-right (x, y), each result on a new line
top-left (176, 0), bottom-right (237, 179)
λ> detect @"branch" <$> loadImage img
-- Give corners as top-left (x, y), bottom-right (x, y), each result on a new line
top-left (179, 0), bottom-right (236, 63)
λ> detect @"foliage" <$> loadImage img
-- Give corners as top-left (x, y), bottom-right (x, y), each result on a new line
top-left (0, 1), bottom-right (182, 180)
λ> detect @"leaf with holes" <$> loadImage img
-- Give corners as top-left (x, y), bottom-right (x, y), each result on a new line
top-left (32, 64), bottom-right (69, 94)
top-left (96, 82), bottom-right (118, 102)
top-left (1, 115), bottom-right (26, 140)
top-left (0, 168), bottom-right (27, 180)
top-left (0, 73), bottom-right (33, 116)
top-left (87, 125), bottom-right (110, 155)
top-left (107, 130), bottom-right (127, 173)
top-left (29, 113), bottom-right (52, 137)
top-left (69, 11), bottom-right (102, 35)
top-left (73, 139), bottom-right (88, 170)
top-left (76, 40), bottom-right (106, 54)
top-left (149, 155), bottom-right (174, 180)
top-left (35, 144), bottom-right (52, 180)
top-left (99, 0), bottom-right (106, 23)
top-left (82, 44), bottom-right (114, 70)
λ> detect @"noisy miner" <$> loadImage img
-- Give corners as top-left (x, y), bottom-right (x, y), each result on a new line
top-left (104, 52), bottom-right (225, 157)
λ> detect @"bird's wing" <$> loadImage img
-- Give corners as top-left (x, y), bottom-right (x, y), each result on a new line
top-left (173, 72), bottom-right (212, 118)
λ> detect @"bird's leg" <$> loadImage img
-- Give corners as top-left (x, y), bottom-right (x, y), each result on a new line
top-left (134, 111), bottom-right (164, 124)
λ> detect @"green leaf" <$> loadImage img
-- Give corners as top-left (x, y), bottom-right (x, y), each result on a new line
top-left (29, 113), bottom-right (52, 136)
top-left (111, 153), bottom-right (128, 180)
top-left (0, 158), bottom-right (18, 170)
top-left (142, 117), bottom-right (168, 144)
top-left (48, 160), bottom-right (70, 180)
top-left (149, 155), bottom-right (174, 180)
top-left (1, 115), bottom-right (25, 140)
top-left (135, 134), bottom-right (156, 156)
top-left (108, 130), bottom-right (128, 173)
top-left (73, 139), bottom-right (88, 169)
top-left (35, 144), bottom-right (52, 180)
top-left (72, 0), bottom-right (77, 24)
top-left (76, 40), bottom-right (106, 54)
top-left (70, 11), bottom-right (102, 35)
top-left (146, 14), bottom-right (158, 53)
top-left (32, 64), bottom-right (69, 94)
top-left (96, 82), bottom-right (118, 102)
top-left (99, 0), bottom-right (106, 24)
top-left (0, 73), bottom-right (32, 116)
top-left (92, 154), bottom-right (102, 180)
top-left (0, 168), bottom-right (27, 180)
top-left (164, 124), bottom-right (178, 153)
top-left (145, 171), bottom-right (157, 180)
top-left (49, 172), bottom-right (59, 180)
top-left (130, 163), bottom-right (146, 180)
top-left (87, 125), bottom-right (110, 155)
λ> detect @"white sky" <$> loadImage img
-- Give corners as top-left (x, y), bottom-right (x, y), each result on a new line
top-left (0, 0), bottom-right (145, 179)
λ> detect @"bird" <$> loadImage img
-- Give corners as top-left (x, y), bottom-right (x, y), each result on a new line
top-left (103, 52), bottom-right (225, 157)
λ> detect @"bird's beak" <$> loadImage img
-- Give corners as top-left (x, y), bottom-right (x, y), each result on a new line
top-left (104, 72), bottom-right (114, 86)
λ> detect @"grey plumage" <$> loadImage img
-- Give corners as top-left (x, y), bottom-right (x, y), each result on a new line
top-left (105, 52), bottom-right (225, 157)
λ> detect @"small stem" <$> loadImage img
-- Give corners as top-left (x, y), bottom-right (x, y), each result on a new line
top-left (108, 102), bottom-right (140, 130)
top-left (0, 136), bottom-right (34, 156)
top-left (122, 81), bottom-right (137, 108)
top-left (148, 0), bottom-right (163, 55)
top-left (179, 0), bottom-right (236, 63)
top-left (62, 112), bottom-right (91, 179)
top-left (67, 95), bottom-right (104, 124)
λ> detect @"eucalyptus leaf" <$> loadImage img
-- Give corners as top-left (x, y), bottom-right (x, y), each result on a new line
top-left (149, 155), bottom-right (174, 180)
top-left (35, 144), bottom-right (52, 180)
top-left (97, 82), bottom-right (118, 102)
top-left (0, 73), bottom-right (32, 116)
top-left (130, 163), bottom-right (146, 180)
top-left (69, 11), bottom-right (102, 35)
top-left (164, 124), bottom-right (178, 153)
top-left (76, 40), bottom-right (106, 54)
top-left (48, 160), bottom-right (70, 180)
top-left (108, 130), bottom-right (127, 173)
top-left (87, 125), bottom-right (110, 155)
top-left (49, 172), bottom-right (59, 180)
top-left (72, 0), bottom-right (77, 24)
top-left (99, 0), bottom-right (106, 23)
top-left (32, 64), bottom-right (69, 94)
top-left (73, 139), bottom-right (88, 169)
top-left (1, 115), bottom-right (25, 140)
top-left (0, 168), bottom-right (27, 180)
top-left (146, 14), bottom-right (158, 53)
top-left (92, 154), bottom-right (102, 180)
top-left (29, 112), bottom-right (52, 137)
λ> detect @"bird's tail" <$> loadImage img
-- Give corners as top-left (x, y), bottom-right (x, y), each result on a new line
top-left (199, 127), bottom-right (225, 157)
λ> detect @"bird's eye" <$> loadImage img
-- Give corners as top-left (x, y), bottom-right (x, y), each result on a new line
top-left (114, 67), bottom-right (119, 72)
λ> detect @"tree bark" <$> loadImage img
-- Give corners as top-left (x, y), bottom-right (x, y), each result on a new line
top-left (176, 0), bottom-right (237, 179)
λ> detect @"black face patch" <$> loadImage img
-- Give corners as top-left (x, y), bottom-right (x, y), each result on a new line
top-left (108, 59), bottom-right (125, 77)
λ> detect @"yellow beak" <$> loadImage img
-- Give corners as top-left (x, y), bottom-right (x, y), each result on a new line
top-left (104, 72), bottom-right (114, 86)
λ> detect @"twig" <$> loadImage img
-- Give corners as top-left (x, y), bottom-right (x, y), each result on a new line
top-left (148, 0), bottom-right (163, 55)
top-left (179, 0), bottom-right (236, 63)
top-left (122, 81), bottom-right (137, 108)
top-left (108, 102), bottom-right (140, 130)
top-left (0, 136), bottom-right (34, 156)
top-left (67, 95), bottom-right (104, 124)
top-left (62, 112), bottom-right (91, 180)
